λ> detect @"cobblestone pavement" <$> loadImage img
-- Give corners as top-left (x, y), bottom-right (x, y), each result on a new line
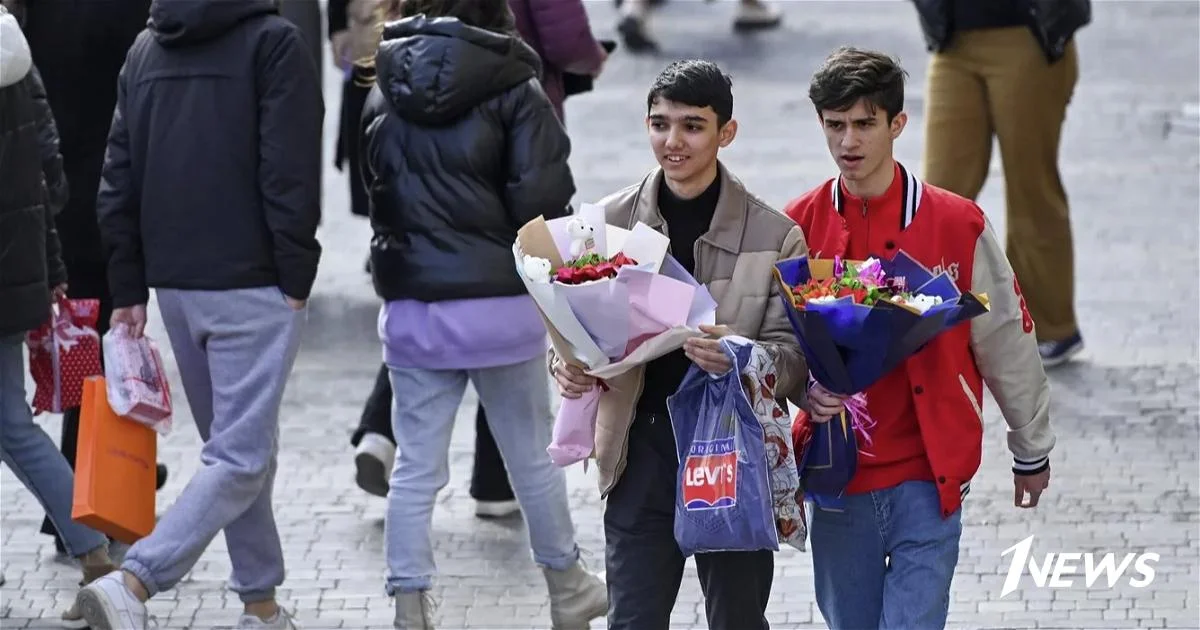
top-left (3, 2), bottom-right (1198, 629)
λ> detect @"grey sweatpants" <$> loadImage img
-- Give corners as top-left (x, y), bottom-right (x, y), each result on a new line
top-left (122, 287), bottom-right (303, 603)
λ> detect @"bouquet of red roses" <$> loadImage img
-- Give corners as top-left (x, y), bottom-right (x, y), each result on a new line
top-left (554, 252), bottom-right (639, 285)
top-left (514, 205), bottom-right (718, 469)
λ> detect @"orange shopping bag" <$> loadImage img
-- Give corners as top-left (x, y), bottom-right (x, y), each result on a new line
top-left (72, 376), bottom-right (157, 543)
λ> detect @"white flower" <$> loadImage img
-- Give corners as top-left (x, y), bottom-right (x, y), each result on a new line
top-left (892, 293), bottom-right (943, 314)
top-left (809, 295), bottom-right (839, 304)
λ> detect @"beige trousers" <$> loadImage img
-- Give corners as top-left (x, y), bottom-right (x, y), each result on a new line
top-left (922, 27), bottom-right (1080, 342)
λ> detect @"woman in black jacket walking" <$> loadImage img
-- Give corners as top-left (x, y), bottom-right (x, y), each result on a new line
top-left (359, 1), bottom-right (606, 627)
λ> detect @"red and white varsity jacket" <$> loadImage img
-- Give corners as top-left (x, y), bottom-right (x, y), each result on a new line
top-left (785, 162), bottom-right (1056, 518)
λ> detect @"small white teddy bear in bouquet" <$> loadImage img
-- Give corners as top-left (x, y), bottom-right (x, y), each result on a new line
top-left (567, 217), bottom-right (596, 258)
top-left (522, 255), bottom-right (552, 284)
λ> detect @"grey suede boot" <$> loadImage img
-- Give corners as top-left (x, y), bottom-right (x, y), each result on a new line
top-left (393, 591), bottom-right (435, 630)
top-left (542, 560), bottom-right (607, 629)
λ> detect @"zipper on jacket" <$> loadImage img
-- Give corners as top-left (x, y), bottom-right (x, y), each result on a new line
top-left (862, 199), bottom-right (868, 218)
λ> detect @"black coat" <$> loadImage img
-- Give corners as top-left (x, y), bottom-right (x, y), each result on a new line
top-left (97, 0), bottom-right (324, 309)
top-left (0, 65), bottom-right (68, 337)
top-left (360, 16), bottom-right (574, 302)
top-left (22, 0), bottom-right (151, 268)
top-left (912, 0), bottom-right (1090, 63)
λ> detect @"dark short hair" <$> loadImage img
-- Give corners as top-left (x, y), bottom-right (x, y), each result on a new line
top-left (646, 60), bottom-right (734, 126)
top-left (401, 0), bottom-right (516, 36)
top-left (809, 47), bottom-right (907, 122)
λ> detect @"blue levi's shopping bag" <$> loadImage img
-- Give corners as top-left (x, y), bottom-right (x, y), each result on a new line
top-left (667, 336), bottom-right (779, 557)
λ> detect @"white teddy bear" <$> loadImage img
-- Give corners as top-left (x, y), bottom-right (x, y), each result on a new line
top-left (567, 217), bottom-right (596, 258)
top-left (522, 255), bottom-right (552, 283)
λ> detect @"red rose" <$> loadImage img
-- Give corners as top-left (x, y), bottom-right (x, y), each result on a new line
top-left (595, 262), bottom-right (617, 278)
top-left (555, 267), bottom-right (577, 283)
top-left (610, 252), bottom-right (637, 267)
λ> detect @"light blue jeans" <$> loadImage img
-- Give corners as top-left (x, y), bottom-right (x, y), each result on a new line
top-left (384, 355), bottom-right (579, 594)
top-left (0, 334), bottom-right (108, 557)
top-left (809, 480), bottom-right (962, 629)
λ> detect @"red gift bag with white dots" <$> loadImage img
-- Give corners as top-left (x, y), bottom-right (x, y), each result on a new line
top-left (26, 297), bottom-right (103, 414)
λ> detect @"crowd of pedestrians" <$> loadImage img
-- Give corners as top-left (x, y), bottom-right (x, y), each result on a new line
top-left (0, 0), bottom-right (1088, 628)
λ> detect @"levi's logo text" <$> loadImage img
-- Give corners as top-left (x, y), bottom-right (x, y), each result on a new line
top-left (683, 437), bottom-right (737, 510)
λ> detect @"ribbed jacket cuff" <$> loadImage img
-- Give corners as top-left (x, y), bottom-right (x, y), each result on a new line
top-left (1012, 456), bottom-right (1050, 476)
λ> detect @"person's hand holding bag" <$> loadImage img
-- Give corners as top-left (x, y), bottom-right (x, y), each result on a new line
top-left (110, 304), bottom-right (148, 338)
top-left (684, 324), bottom-right (737, 375)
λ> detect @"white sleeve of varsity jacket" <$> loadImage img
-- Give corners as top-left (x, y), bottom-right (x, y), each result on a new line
top-left (969, 215), bottom-right (1056, 475)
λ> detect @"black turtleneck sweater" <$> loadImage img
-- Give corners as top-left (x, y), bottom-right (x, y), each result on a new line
top-left (636, 174), bottom-right (721, 417)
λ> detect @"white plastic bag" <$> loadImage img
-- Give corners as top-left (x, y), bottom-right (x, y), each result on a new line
top-left (103, 325), bottom-right (173, 434)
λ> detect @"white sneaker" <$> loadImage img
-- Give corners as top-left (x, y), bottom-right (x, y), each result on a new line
top-left (237, 607), bottom-right (299, 629)
top-left (75, 571), bottom-right (150, 630)
top-left (61, 605), bottom-right (90, 630)
top-left (474, 499), bottom-right (520, 518)
top-left (355, 432), bottom-right (395, 498)
top-left (733, 1), bottom-right (782, 30)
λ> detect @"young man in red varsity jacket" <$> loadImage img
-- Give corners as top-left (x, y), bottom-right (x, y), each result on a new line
top-left (784, 47), bottom-right (1056, 629)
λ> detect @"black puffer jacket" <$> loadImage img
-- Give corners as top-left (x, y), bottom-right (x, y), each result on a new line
top-left (360, 15), bottom-right (574, 302)
top-left (0, 13), bottom-right (68, 337)
top-left (912, 0), bottom-right (1090, 63)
